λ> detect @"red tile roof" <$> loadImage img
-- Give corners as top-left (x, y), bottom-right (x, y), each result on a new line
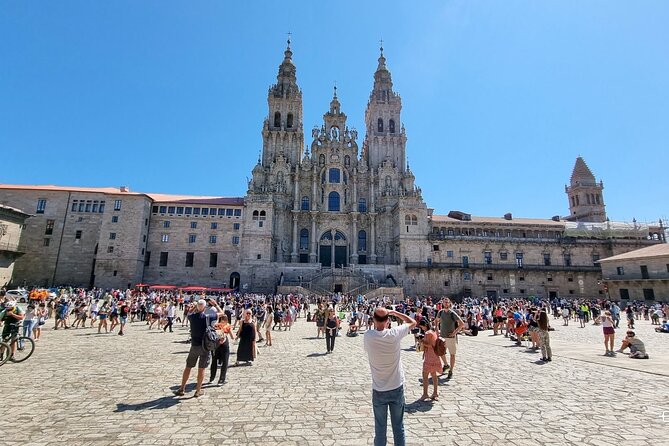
top-left (0, 184), bottom-right (244, 205)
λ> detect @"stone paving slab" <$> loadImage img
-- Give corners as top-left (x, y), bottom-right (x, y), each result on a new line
top-left (1, 312), bottom-right (668, 445)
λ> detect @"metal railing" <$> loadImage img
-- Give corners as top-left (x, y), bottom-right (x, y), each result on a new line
top-left (405, 261), bottom-right (601, 273)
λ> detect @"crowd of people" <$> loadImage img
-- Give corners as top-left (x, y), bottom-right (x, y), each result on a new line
top-left (1, 286), bottom-right (668, 445)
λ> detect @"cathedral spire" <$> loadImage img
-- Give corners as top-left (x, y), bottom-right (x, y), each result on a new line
top-left (372, 43), bottom-right (393, 99)
top-left (275, 35), bottom-right (297, 89)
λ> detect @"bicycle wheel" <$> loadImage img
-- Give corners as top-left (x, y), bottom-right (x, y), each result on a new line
top-left (0, 342), bottom-right (10, 366)
top-left (10, 336), bottom-right (35, 363)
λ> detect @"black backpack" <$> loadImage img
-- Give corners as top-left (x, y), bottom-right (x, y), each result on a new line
top-left (202, 315), bottom-right (220, 351)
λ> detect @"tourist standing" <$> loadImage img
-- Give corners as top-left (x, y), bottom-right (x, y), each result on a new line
top-left (210, 314), bottom-right (234, 385)
top-left (175, 299), bottom-right (224, 398)
top-left (436, 298), bottom-right (465, 379)
top-left (164, 301), bottom-right (176, 333)
top-left (325, 308), bottom-right (340, 354)
top-left (363, 307), bottom-right (416, 446)
top-left (419, 320), bottom-right (441, 401)
top-left (538, 310), bottom-right (552, 362)
top-left (263, 306), bottom-right (273, 347)
top-left (600, 311), bottom-right (616, 355)
top-left (235, 309), bottom-right (256, 366)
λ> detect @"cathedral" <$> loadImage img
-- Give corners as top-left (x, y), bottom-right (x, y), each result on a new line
top-left (244, 40), bottom-right (425, 270)
top-left (0, 40), bottom-right (665, 300)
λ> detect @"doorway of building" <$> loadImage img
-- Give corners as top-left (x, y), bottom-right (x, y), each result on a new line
top-left (229, 272), bottom-right (240, 291)
top-left (319, 230), bottom-right (347, 267)
top-left (486, 290), bottom-right (497, 301)
top-left (334, 284), bottom-right (343, 293)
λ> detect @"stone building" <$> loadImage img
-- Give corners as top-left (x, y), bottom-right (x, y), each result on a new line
top-left (142, 195), bottom-right (244, 289)
top-left (0, 204), bottom-right (30, 287)
top-left (0, 41), bottom-right (666, 301)
top-left (599, 244), bottom-right (669, 302)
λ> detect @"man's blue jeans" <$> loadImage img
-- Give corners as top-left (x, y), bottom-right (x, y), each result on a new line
top-left (372, 385), bottom-right (405, 446)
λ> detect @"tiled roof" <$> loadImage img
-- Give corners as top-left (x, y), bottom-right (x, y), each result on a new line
top-left (0, 184), bottom-right (141, 195)
top-left (147, 194), bottom-right (244, 205)
top-left (431, 215), bottom-right (565, 227)
top-left (598, 243), bottom-right (669, 263)
top-left (0, 184), bottom-right (244, 205)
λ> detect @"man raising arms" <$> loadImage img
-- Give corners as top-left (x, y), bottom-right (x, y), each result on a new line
top-left (364, 306), bottom-right (416, 446)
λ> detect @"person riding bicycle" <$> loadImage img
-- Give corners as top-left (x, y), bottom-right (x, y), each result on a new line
top-left (1, 300), bottom-right (25, 357)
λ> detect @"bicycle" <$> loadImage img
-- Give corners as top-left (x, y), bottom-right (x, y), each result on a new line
top-left (0, 328), bottom-right (35, 364)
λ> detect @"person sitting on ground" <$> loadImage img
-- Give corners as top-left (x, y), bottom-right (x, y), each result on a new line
top-left (616, 331), bottom-right (649, 359)
top-left (654, 319), bottom-right (669, 333)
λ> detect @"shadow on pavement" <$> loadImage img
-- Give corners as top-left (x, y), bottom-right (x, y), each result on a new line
top-left (405, 399), bottom-right (435, 413)
top-left (306, 352), bottom-right (328, 358)
top-left (114, 395), bottom-right (182, 412)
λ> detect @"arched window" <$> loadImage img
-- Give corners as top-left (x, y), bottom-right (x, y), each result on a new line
top-left (405, 215), bottom-right (411, 225)
top-left (252, 210), bottom-right (259, 221)
top-left (358, 230), bottom-right (367, 252)
top-left (586, 194), bottom-right (591, 205)
top-left (329, 168), bottom-right (340, 183)
top-left (274, 112), bottom-right (281, 128)
top-left (335, 231), bottom-right (346, 241)
top-left (328, 192), bottom-right (340, 212)
top-left (301, 196), bottom-right (310, 211)
top-left (259, 210), bottom-right (266, 220)
top-left (286, 113), bottom-right (294, 128)
top-left (385, 176), bottom-right (392, 188)
top-left (344, 155), bottom-right (350, 166)
top-left (377, 118), bottom-right (383, 132)
top-left (319, 154), bottom-right (325, 166)
top-left (389, 119), bottom-right (395, 133)
top-left (411, 215), bottom-right (418, 225)
top-left (358, 198), bottom-right (366, 213)
top-left (299, 229), bottom-right (309, 250)
top-left (596, 194), bottom-right (600, 204)
top-left (321, 231), bottom-right (333, 241)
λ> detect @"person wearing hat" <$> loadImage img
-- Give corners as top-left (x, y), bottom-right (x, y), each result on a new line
top-left (175, 298), bottom-right (224, 397)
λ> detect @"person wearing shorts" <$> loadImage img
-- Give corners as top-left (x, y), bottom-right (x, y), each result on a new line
top-left (437, 298), bottom-right (465, 379)
top-left (175, 299), bottom-right (224, 398)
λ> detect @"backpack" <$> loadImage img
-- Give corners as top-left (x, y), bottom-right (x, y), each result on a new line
top-left (202, 315), bottom-right (220, 352)
top-left (433, 336), bottom-right (446, 357)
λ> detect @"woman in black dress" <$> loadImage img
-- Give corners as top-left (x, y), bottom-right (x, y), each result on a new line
top-left (235, 309), bottom-right (256, 366)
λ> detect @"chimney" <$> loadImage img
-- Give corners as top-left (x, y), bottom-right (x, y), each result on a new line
top-left (551, 215), bottom-right (561, 222)
top-left (504, 213), bottom-right (512, 220)
top-left (119, 186), bottom-right (130, 193)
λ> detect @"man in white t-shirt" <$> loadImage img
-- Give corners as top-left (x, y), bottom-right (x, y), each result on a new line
top-left (363, 307), bottom-right (416, 446)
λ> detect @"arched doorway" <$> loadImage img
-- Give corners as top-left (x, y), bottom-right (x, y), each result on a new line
top-left (319, 230), bottom-right (347, 267)
top-left (229, 272), bottom-right (240, 291)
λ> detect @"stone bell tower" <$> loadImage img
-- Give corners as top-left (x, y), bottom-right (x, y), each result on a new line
top-left (565, 156), bottom-right (607, 222)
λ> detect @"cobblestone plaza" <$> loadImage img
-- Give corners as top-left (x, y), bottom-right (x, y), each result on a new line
top-left (1, 312), bottom-right (667, 445)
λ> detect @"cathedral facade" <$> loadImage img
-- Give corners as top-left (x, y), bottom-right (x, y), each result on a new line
top-left (0, 41), bottom-right (665, 300)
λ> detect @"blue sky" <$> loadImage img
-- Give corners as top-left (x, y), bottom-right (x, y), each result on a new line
top-left (1, 1), bottom-right (667, 223)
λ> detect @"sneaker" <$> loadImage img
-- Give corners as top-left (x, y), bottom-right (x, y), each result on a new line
top-left (546, 358), bottom-right (552, 362)
top-left (447, 370), bottom-right (453, 379)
